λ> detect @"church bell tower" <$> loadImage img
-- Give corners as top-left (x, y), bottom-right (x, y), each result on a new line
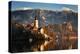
top-left (33, 16), bottom-right (39, 31)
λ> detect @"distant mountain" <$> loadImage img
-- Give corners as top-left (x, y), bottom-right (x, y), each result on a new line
top-left (10, 9), bottom-right (78, 29)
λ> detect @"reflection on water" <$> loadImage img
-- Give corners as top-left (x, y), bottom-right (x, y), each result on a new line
top-left (10, 33), bottom-right (77, 53)
top-left (27, 34), bottom-right (77, 52)
top-left (31, 39), bottom-right (52, 51)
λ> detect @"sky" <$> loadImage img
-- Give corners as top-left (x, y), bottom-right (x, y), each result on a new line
top-left (10, 1), bottom-right (78, 12)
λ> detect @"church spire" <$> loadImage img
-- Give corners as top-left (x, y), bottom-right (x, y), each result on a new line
top-left (33, 16), bottom-right (39, 31)
top-left (34, 16), bottom-right (37, 20)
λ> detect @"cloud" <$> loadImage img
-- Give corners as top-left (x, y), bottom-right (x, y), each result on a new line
top-left (61, 7), bottom-right (77, 12)
top-left (14, 7), bottom-right (33, 10)
top-left (62, 7), bottom-right (72, 11)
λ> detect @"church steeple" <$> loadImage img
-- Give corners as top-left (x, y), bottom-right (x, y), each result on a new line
top-left (35, 16), bottom-right (37, 20)
top-left (33, 16), bottom-right (39, 31)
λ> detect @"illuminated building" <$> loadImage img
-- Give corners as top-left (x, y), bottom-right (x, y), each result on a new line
top-left (33, 16), bottom-right (39, 31)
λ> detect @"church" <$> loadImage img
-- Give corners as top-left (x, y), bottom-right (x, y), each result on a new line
top-left (31, 15), bottom-right (50, 39)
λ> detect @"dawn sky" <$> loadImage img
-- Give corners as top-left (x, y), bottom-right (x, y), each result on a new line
top-left (10, 1), bottom-right (78, 12)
